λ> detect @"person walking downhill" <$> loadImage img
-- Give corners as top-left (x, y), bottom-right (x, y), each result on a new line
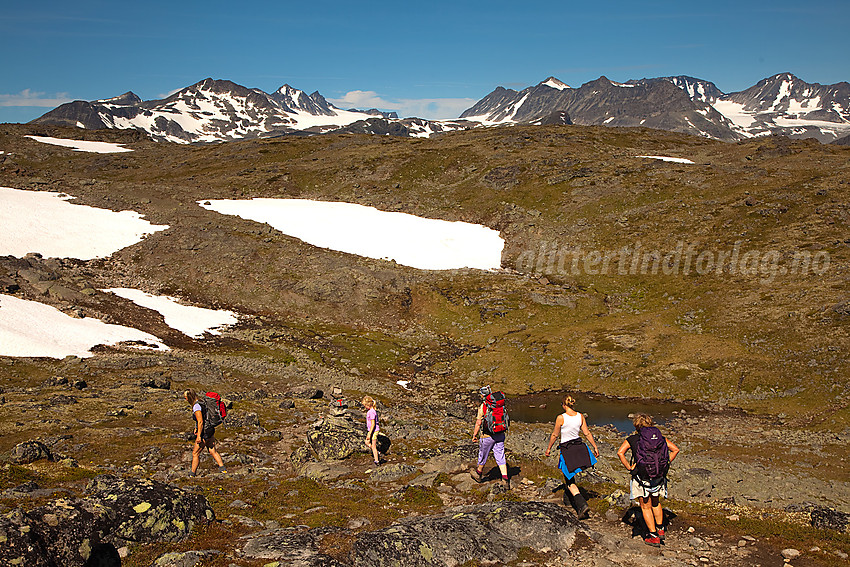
top-left (184, 389), bottom-right (226, 476)
top-left (362, 396), bottom-right (381, 466)
top-left (545, 394), bottom-right (600, 519)
top-left (616, 413), bottom-right (680, 547)
top-left (471, 385), bottom-right (510, 489)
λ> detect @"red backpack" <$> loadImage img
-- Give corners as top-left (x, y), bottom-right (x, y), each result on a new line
top-left (202, 391), bottom-right (227, 428)
top-left (483, 391), bottom-right (509, 434)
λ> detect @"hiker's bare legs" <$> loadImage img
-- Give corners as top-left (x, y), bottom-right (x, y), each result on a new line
top-left (206, 438), bottom-right (225, 468)
top-left (498, 463), bottom-right (508, 478)
top-left (568, 483), bottom-right (581, 497)
top-left (639, 494), bottom-right (662, 532)
top-left (192, 437), bottom-right (224, 472)
top-left (191, 440), bottom-right (204, 473)
top-left (365, 436), bottom-right (379, 463)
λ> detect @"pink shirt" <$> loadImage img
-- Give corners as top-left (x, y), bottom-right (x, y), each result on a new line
top-left (366, 408), bottom-right (379, 432)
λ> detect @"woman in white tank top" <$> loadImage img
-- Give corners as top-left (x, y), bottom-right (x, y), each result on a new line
top-left (545, 394), bottom-right (600, 519)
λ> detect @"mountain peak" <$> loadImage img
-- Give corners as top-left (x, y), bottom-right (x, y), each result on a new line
top-left (539, 77), bottom-right (570, 90)
top-left (95, 92), bottom-right (142, 106)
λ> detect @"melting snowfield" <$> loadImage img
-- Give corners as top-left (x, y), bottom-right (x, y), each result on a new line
top-left (25, 135), bottom-right (133, 153)
top-left (636, 155), bottom-right (695, 164)
top-left (0, 187), bottom-right (168, 260)
top-left (199, 198), bottom-right (504, 271)
top-left (0, 186), bottom-right (176, 358)
top-left (103, 288), bottom-right (238, 338)
top-left (0, 295), bottom-right (167, 358)
top-left (1, 190), bottom-right (503, 358)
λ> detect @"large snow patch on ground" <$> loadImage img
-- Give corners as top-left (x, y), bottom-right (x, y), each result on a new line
top-left (199, 198), bottom-right (504, 271)
top-left (103, 288), bottom-right (238, 338)
top-left (25, 135), bottom-right (133, 153)
top-left (0, 187), bottom-right (168, 259)
top-left (0, 294), bottom-right (167, 358)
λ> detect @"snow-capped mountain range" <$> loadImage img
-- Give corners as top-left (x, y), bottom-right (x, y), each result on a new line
top-left (32, 73), bottom-right (850, 143)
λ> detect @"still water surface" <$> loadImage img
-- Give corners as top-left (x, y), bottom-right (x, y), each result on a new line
top-left (508, 391), bottom-right (697, 433)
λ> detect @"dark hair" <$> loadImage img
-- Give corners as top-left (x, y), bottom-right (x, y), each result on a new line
top-left (562, 395), bottom-right (576, 408)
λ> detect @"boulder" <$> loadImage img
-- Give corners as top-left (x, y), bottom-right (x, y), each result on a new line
top-left (153, 550), bottom-right (219, 567)
top-left (351, 501), bottom-right (578, 566)
top-left (240, 527), bottom-right (346, 566)
top-left (8, 440), bottom-right (53, 464)
top-left (0, 498), bottom-right (116, 567)
top-left (370, 463), bottom-right (418, 483)
top-left (307, 415), bottom-right (390, 461)
top-left (810, 505), bottom-right (850, 532)
top-left (85, 475), bottom-right (215, 545)
top-left (0, 509), bottom-right (52, 567)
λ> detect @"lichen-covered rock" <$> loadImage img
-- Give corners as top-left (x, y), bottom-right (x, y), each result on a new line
top-left (307, 415), bottom-right (390, 461)
top-left (85, 475), bottom-right (215, 545)
top-left (153, 549), bottom-right (220, 566)
top-left (0, 475), bottom-right (214, 567)
top-left (351, 501), bottom-right (577, 566)
top-left (810, 505), bottom-right (850, 533)
top-left (240, 527), bottom-right (346, 566)
top-left (0, 499), bottom-right (120, 567)
top-left (0, 509), bottom-right (51, 567)
top-left (8, 440), bottom-right (53, 464)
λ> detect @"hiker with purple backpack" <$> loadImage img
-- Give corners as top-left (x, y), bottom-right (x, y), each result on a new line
top-left (617, 413), bottom-right (680, 547)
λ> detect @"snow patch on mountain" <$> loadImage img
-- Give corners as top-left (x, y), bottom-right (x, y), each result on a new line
top-left (26, 135), bottom-right (132, 153)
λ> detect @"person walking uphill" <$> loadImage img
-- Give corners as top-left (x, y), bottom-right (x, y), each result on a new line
top-left (545, 394), bottom-right (600, 520)
top-left (362, 396), bottom-right (381, 466)
top-left (184, 389), bottom-right (226, 476)
top-left (616, 413), bottom-right (679, 547)
top-left (471, 385), bottom-right (510, 488)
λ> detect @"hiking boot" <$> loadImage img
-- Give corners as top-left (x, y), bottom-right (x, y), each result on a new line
top-left (217, 466), bottom-right (227, 473)
top-left (503, 477), bottom-right (511, 490)
top-left (657, 526), bottom-right (666, 539)
top-left (572, 492), bottom-right (590, 520)
top-left (470, 469), bottom-right (484, 483)
top-left (576, 503), bottom-right (590, 520)
top-left (644, 534), bottom-right (662, 547)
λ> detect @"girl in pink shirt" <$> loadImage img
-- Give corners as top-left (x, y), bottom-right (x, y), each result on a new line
top-left (362, 396), bottom-right (380, 466)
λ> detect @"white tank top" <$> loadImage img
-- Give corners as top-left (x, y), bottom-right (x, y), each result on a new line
top-left (560, 412), bottom-right (583, 444)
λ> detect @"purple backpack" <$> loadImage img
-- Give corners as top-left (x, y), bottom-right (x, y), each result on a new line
top-left (632, 426), bottom-right (669, 487)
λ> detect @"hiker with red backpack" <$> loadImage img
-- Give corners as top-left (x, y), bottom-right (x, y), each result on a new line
top-left (184, 389), bottom-right (227, 477)
top-left (544, 394), bottom-right (600, 519)
top-left (616, 413), bottom-right (679, 547)
top-left (471, 385), bottom-right (510, 488)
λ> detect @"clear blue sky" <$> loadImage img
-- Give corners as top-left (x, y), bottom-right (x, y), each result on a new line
top-left (2, 0), bottom-right (848, 124)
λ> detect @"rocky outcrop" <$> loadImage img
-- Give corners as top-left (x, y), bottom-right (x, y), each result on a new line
top-left (351, 501), bottom-right (577, 566)
top-left (238, 501), bottom-right (578, 566)
top-left (306, 410), bottom-right (391, 461)
top-left (85, 475), bottom-right (215, 544)
top-left (7, 440), bottom-right (53, 464)
top-left (0, 476), bottom-right (214, 567)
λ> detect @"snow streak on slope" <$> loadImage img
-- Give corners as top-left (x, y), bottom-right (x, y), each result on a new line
top-left (199, 198), bottom-right (504, 271)
top-left (103, 288), bottom-right (238, 338)
top-left (0, 294), bottom-right (167, 358)
top-left (26, 136), bottom-right (132, 153)
top-left (0, 187), bottom-right (168, 260)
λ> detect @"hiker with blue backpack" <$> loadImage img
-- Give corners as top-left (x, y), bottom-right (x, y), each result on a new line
top-left (184, 389), bottom-right (227, 477)
top-left (471, 385), bottom-right (511, 488)
top-left (544, 394), bottom-right (600, 519)
top-left (617, 413), bottom-right (679, 547)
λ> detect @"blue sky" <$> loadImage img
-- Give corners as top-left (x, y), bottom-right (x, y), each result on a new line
top-left (2, 1), bottom-right (848, 124)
